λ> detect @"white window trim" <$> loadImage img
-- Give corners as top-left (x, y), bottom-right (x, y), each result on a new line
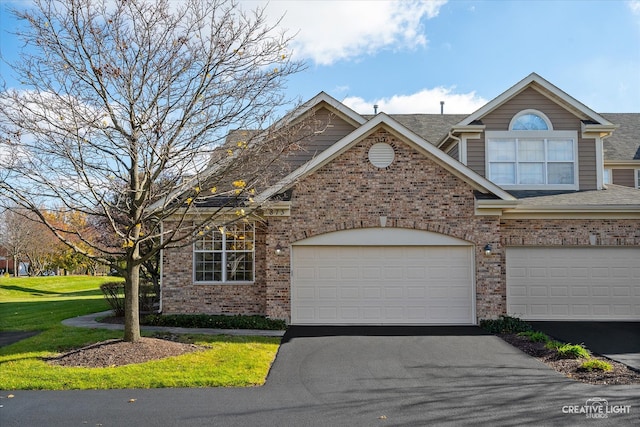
top-left (509, 109), bottom-right (553, 131)
top-left (486, 130), bottom-right (579, 190)
top-left (193, 223), bottom-right (255, 284)
top-left (636, 169), bottom-right (640, 189)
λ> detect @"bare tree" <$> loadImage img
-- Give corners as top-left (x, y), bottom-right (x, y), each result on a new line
top-left (0, 207), bottom-right (38, 276)
top-left (0, 0), bottom-right (312, 342)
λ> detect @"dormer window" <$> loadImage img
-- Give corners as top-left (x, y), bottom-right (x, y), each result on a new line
top-left (486, 110), bottom-right (578, 190)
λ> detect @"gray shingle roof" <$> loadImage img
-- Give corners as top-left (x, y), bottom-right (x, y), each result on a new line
top-left (363, 114), bottom-right (466, 145)
top-left (514, 184), bottom-right (640, 207)
top-left (369, 113), bottom-right (638, 161)
top-left (601, 113), bottom-right (640, 161)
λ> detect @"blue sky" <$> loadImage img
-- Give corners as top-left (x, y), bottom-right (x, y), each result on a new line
top-left (2, 0), bottom-right (639, 115)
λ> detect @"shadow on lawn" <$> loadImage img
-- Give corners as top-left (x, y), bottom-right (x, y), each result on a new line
top-left (0, 285), bottom-right (104, 298)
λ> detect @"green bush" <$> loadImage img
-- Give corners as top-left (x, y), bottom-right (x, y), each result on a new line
top-left (579, 359), bottom-right (613, 372)
top-left (480, 315), bottom-right (533, 334)
top-left (517, 331), bottom-right (550, 343)
top-left (556, 343), bottom-right (590, 359)
top-left (545, 340), bottom-right (563, 350)
top-left (142, 313), bottom-right (287, 330)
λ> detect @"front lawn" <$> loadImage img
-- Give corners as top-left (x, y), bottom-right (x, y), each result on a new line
top-left (0, 276), bottom-right (280, 390)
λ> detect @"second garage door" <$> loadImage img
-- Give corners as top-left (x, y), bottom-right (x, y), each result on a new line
top-left (291, 245), bottom-right (474, 325)
top-left (507, 247), bottom-right (640, 320)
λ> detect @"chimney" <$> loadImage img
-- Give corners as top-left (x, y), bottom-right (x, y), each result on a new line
top-left (440, 101), bottom-right (444, 115)
top-left (373, 104), bottom-right (379, 114)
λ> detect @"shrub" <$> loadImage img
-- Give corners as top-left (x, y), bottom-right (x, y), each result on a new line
top-left (545, 340), bottom-right (564, 350)
top-left (100, 282), bottom-right (125, 316)
top-left (579, 359), bottom-right (613, 372)
top-left (142, 313), bottom-right (287, 330)
top-left (556, 343), bottom-right (590, 359)
top-left (517, 331), bottom-right (550, 343)
top-left (480, 315), bottom-right (533, 334)
top-left (100, 281), bottom-right (159, 316)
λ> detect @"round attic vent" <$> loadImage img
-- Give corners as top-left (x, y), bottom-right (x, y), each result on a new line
top-left (368, 142), bottom-right (395, 168)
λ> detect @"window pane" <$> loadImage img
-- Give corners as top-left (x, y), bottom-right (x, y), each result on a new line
top-left (548, 163), bottom-right (574, 184)
top-left (225, 222), bottom-right (255, 251)
top-left (226, 252), bottom-right (253, 281)
top-left (490, 163), bottom-right (515, 184)
top-left (518, 139), bottom-right (544, 161)
top-left (548, 140), bottom-right (574, 161)
top-left (603, 169), bottom-right (610, 184)
top-left (488, 140), bottom-right (516, 161)
top-left (518, 163), bottom-right (544, 184)
top-left (195, 252), bottom-right (222, 282)
top-left (512, 113), bottom-right (548, 130)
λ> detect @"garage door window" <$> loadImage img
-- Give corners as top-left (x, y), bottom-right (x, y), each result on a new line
top-left (194, 222), bottom-right (254, 283)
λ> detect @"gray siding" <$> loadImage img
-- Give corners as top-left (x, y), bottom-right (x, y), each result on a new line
top-left (612, 169), bottom-right (636, 187)
top-left (285, 108), bottom-right (356, 169)
top-left (446, 143), bottom-right (459, 161)
top-left (467, 87), bottom-right (597, 190)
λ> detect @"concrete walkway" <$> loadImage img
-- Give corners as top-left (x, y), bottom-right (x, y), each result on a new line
top-left (61, 311), bottom-right (286, 337)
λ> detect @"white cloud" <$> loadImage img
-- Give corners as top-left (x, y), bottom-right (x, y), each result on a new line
top-left (342, 86), bottom-right (487, 114)
top-left (628, 0), bottom-right (640, 14)
top-left (256, 0), bottom-right (447, 65)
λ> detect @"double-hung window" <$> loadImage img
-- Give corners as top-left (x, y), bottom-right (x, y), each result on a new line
top-left (486, 110), bottom-right (578, 190)
top-left (194, 222), bottom-right (255, 283)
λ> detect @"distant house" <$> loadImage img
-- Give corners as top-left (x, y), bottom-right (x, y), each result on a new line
top-left (161, 73), bottom-right (640, 324)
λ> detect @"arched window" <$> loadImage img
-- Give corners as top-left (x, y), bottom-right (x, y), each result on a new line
top-left (509, 109), bottom-right (552, 131)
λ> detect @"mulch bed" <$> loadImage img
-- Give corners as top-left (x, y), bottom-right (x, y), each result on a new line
top-left (500, 333), bottom-right (640, 385)
top-left (45, 337), bottom-right (203, 368)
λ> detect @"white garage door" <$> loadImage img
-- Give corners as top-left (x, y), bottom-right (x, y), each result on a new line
top-left (291, 246), bottom-right (474, 325)
top-left (507, 247), bottom-right (640, 320)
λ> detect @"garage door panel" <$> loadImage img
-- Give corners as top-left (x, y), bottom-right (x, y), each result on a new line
top-left (507, 247), bottom-right (640, 321)
top-left (292, 246), bottom-right (473, 325)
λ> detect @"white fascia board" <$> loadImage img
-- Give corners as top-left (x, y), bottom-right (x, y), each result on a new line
top-left (581, 122), bottom-right (618, 138)
top-left (500, 205), bottom-right (640, 220)
top-left (451, 125), bottom-right (486, 133)
top-left (604, 160), bottom-right (640, 167)
top-left (258, 114), bottom-right (516, 203)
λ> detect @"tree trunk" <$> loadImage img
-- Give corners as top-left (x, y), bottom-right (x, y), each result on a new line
top-left (124, 262), bottom-right (141, 342)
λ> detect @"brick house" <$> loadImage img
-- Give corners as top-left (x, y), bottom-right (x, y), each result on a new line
top-left (161, 73), bottom-right (640, 324)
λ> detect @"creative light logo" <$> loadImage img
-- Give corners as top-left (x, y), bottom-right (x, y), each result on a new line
top-left (562, 397), bottom-right (631, 419)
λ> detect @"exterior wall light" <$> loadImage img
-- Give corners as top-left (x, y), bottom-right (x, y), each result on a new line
top-left (275, 242), bottom-right (284, 256)
top-left (484, 244), bottom-right (492, 256)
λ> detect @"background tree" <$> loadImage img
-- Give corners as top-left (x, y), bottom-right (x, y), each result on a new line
top-left (0, 207), bottom-right (36, 276)
top-left (0, 0), bottom-right (313, 342)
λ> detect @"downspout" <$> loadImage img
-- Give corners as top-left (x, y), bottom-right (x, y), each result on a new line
top-left (157, 221), bottom-right (163, 314)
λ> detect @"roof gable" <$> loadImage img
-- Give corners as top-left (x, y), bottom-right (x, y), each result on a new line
top-left (457, 73), bottom-right (615, 128)
top-left (274, 91), bottom-right (367, 129)
top-left (257, 113), bottom-right (516, 202)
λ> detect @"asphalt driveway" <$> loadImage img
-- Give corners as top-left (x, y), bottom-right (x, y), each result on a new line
top-left (530, 321), bottom-right (640, 371)
top-left (2, 326), bottom-right (639, 426)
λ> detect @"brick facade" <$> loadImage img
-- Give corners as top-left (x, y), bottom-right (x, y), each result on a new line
top-left (265, 128), bottom-right (503, 321)
top-left (161, 128), bottom-right (639, 323)
top-left (161, 223), bottom-right (267, 315)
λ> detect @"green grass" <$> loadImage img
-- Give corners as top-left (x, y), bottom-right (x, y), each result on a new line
top-left (0, 276), bottom-right (280, 389)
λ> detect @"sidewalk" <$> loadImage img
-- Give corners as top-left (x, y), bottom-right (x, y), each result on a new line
top-left (61, 311), bottom-right (286, 337)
